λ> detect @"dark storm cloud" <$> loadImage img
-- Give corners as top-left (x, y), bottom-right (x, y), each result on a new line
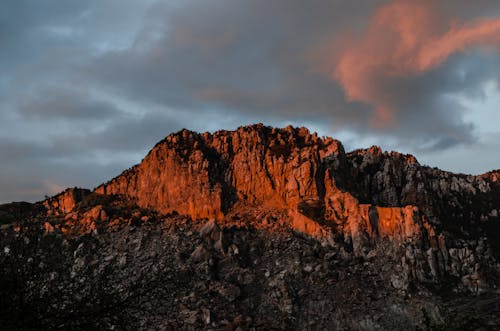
top-left (1, 0), bottom-right (500, 202)
top-left (17, 87), bottom-right (123, 120)
top-left (0, 139), bottom-right (54, 164)
top-left (0, 161), bottom-right (128, 203)
top-left (441, 0), bottom-right (500, 19)
top-left (81, 0), bottom-right (500, 151)
top-left (357, 51), bottom-right (500, 151)
top-left (0, 0), bottom-right (97, 81)
top-left (53, 112), bottom-right (185, 153)
top-left (0, 135), bottom-right (145, 203)
top-left (0, 138), bottom-right (93, 202)
top-left (85, 0), bottom-right (380, 114)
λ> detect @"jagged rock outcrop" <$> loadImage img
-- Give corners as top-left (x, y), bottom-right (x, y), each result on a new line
top-left (95, 125), bottom-right (345, 222)
top-left (95, 124), bottom-right (500, 294)
top-left (95, 126), bottom-right (497, 236)
top-left (43, 188), bottom-right (91, 215)
top-left (2, 195), bottom-right (499, 330)
top-left (1, 124), bottom-right (499, 330)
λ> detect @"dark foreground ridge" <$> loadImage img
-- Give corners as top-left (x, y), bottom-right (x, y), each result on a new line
top-left (1, 124), bottom-right (499, 330)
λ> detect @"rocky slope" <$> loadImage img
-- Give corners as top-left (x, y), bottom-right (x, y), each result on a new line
top-left (1, 124), bottom-right (499, 330)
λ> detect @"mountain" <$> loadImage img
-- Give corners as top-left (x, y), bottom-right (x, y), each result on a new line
top-left (1, 124), bottom-right (499, 330)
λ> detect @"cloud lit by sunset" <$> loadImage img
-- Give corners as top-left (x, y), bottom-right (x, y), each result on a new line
top-left (335, 0), bottom-right (500, 127)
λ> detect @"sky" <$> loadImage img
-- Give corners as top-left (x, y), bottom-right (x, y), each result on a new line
top-left (1, 0), bottom-right (500, 203)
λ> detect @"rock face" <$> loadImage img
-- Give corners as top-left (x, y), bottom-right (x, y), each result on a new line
top-left (43, 188), bottom-right (91, 214)
top-left (95, 123), bottom-right (499, 246)
top-left (1, 124), bottom-right (500, 330)
top-left (96, 124), bottom-right (500, 294)
top-left (96, 125), bottom-right (342, 221)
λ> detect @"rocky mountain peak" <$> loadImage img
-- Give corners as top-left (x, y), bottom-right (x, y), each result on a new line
top-left (95, 124), bottom-right (347, 222)
top-left (1, 124), bottom-right (499, 330)
top-left (92, 124), bottom-right (498, 239)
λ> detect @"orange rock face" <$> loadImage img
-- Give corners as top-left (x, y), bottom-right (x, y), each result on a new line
top-left (34, 124), bottom-right (500, 294)
top-left (95, 124), bottom-right (344, 223)
top-left (43, 188), bottom-right (90, 215)
top-left (322, 173), bottom-right (430, 253)
top-left (96, 132), bottom-right (226, 220)
top-left (91, 124), bottom-right (498, 249)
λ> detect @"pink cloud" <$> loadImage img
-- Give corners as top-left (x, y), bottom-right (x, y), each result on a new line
top-left (418, 19), bottom-right (500, 71)
top-left (334, 0), bottom-right (500, 126)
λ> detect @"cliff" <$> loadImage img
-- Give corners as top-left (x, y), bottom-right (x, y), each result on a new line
top-left (1, 124), bottom-right (499, 330)
top-left (88, 124), bottom-right (500, 292)
top-left (92, 124), bottom-right (498, 244)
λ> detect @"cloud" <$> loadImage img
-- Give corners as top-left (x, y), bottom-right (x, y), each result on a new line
top-left (17, 87), bottom-right (123, 120)
top-left (82, 0), bottom-right (381, 119)
top-left (0, 136), bottom-right (139, 203)
top-left (418, 19), bottom-right (500, 71)
top-left (1, 0), bottom-right (500, 203)
top-left (335, 0), bottom-right (500, 102)
top-left (419, 131), bottom-right (500, 175)
top-left (332, 0), bottom-right (500, 148)
top-left (76, 0), bottom-right (500, 152)
top-left (53, 112), bottom-right (185, 153)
